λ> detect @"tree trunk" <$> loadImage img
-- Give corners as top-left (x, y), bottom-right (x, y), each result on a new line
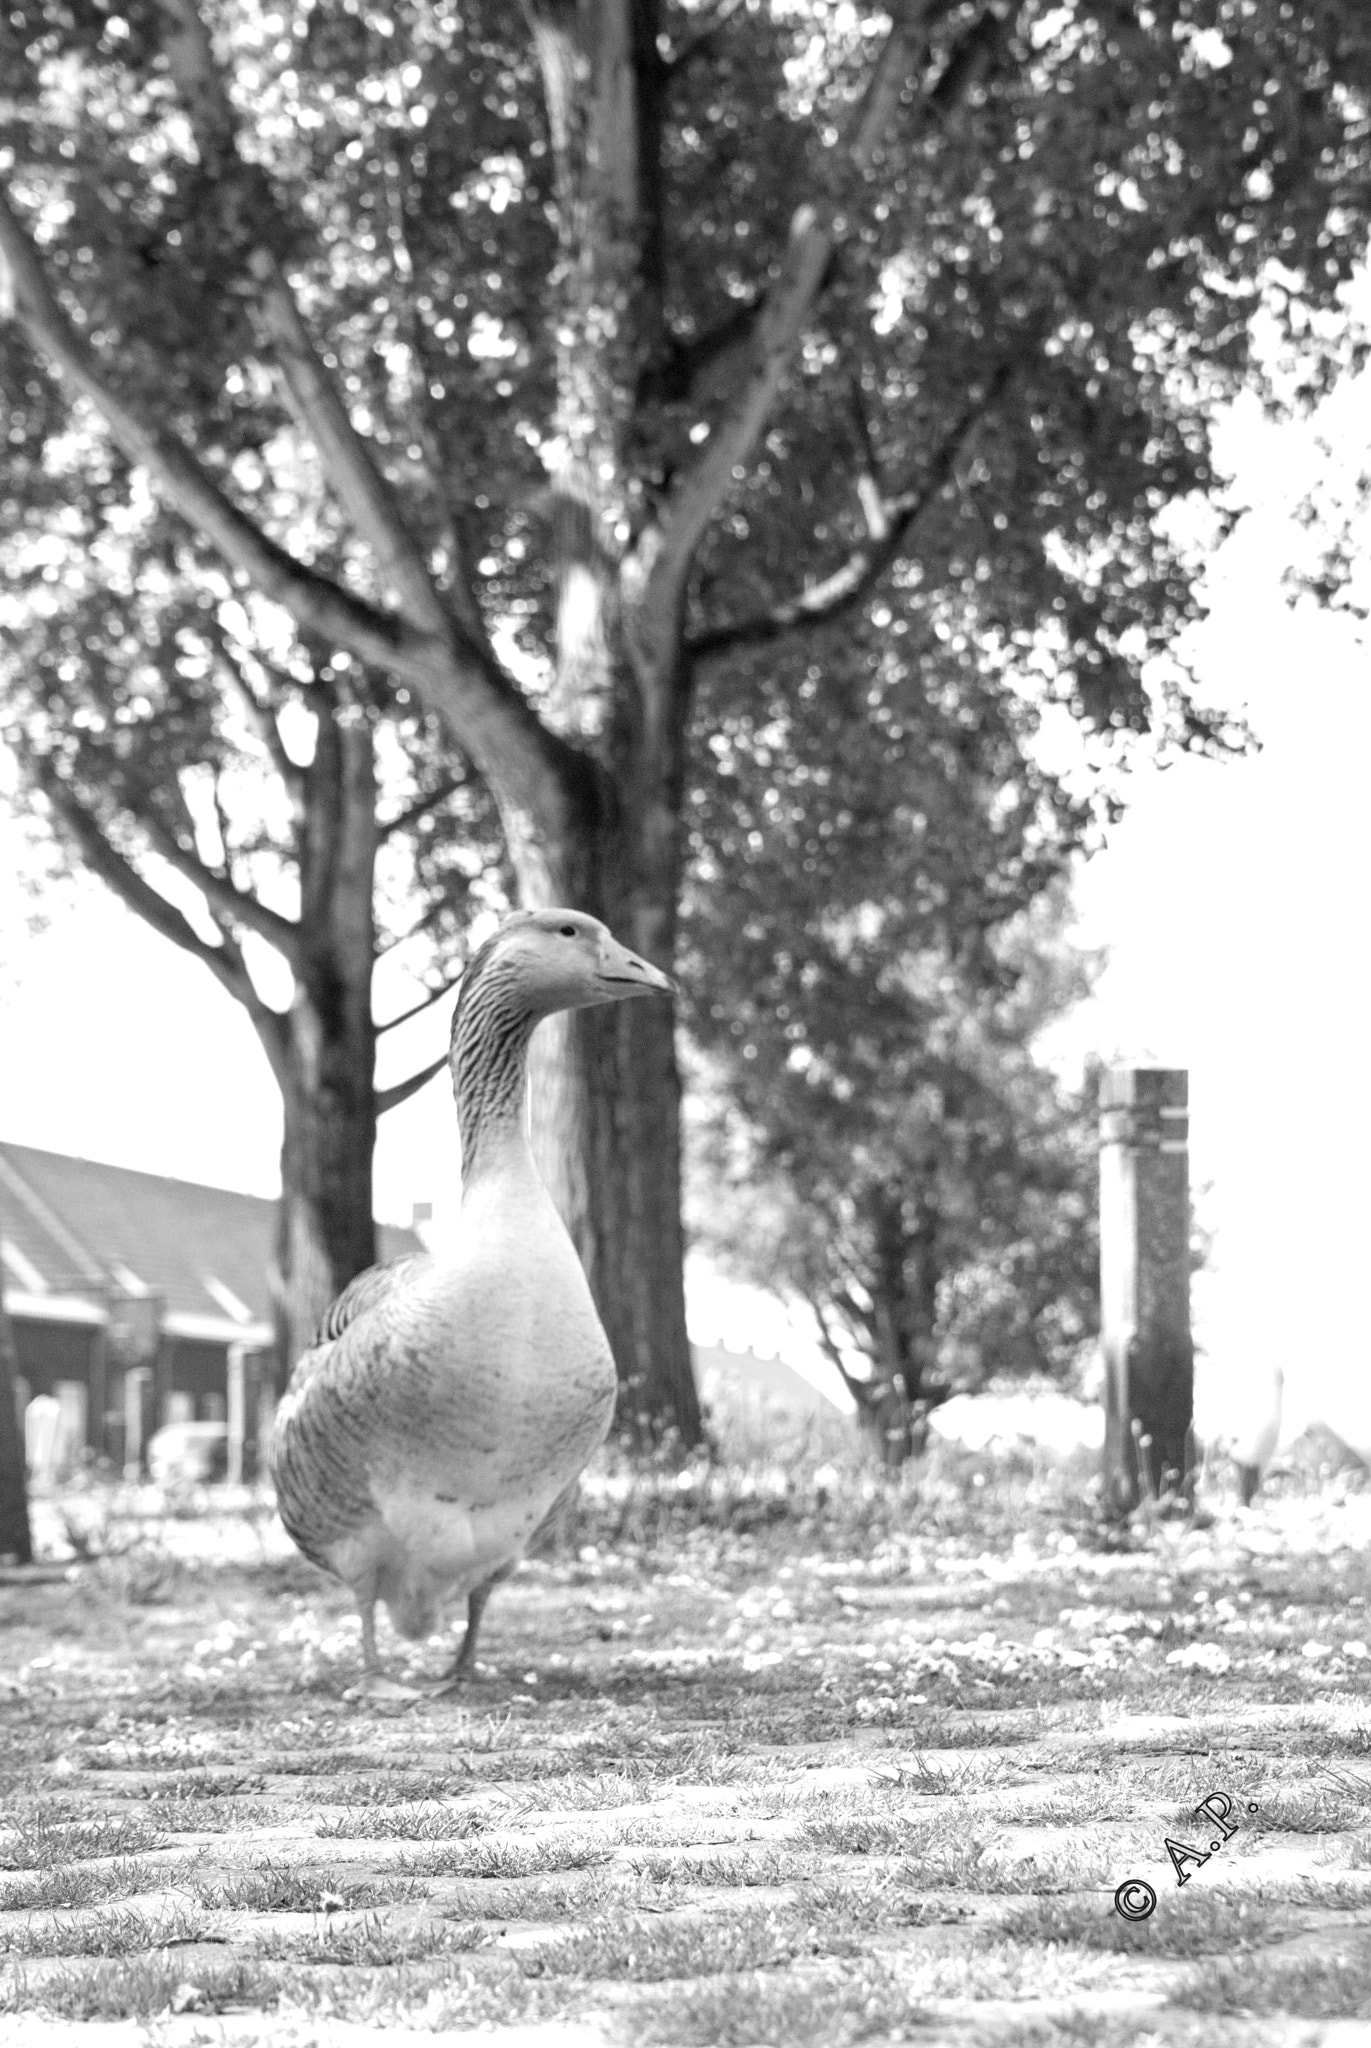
top-left (0, 1277), bottom-right (34, 1565)
top-left (269, 698), bottom-right (381, 1383)
top-left (522, 726), bottom-right (702, 1450)
top-left (273, 1046), bottom-right (379, 1386)
top-left (582, 991), bottom-right (697, 1447)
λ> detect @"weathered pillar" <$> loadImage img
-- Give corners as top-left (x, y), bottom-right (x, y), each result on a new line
top-left (1099, 1066), bottom-right (1194, 1515)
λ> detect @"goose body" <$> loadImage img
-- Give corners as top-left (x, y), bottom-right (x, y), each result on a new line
top-left (270, 908), bottom-right (673, 1690)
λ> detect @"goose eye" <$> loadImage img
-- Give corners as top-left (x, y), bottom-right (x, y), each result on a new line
top-left (558, 924), bottom-right (577, 938)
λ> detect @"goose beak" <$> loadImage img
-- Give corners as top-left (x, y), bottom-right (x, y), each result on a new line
top-left (594, 934), bottom-right (676, 998)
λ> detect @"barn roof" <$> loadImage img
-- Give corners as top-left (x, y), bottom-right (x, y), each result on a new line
top-left (0, 1141), bottom-right (419, 1345)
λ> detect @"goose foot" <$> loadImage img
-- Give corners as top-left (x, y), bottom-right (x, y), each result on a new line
top-left (346, 1672), bottom-right (425, 1703)
top-left (428, 1578), bottom-right (503, 1695)
top-left (427, 1661), bottom-right (494, 1697)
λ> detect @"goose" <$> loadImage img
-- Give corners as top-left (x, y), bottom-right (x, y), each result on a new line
top-left (269, 908), bottom-right (674, 1697)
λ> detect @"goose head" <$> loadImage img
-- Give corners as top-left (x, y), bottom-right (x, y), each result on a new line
top-left (470, 909), bottom-right (675, 1022)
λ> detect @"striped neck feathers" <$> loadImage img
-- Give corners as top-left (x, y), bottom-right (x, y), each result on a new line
top-left (450, 941), bottom-right (539, 1182)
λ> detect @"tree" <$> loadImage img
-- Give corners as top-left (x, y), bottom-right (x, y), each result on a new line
top-left (0, 507), bottom-right (505, 1371)
top-left (3, 0), bottom-right (1369, 1444)
top-left (683, 640), bottom-right (1101, 1463)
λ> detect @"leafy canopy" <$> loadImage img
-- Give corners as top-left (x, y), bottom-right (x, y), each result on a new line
top-left (3, 0), bottom-right (1368, 760)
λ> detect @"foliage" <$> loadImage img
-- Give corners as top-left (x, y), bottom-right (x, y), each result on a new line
top-left (0, 492), bottom-right (508, 1066)
top-left (2, 0), bottom-right (1363, 721)
top-left (4, 0), bottom-right (1371, 1434)
top-left (687, 854), bottom-right (1101, 1459)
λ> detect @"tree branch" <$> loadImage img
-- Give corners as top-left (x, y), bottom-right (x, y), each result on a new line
top-left (376, 776), bottom-right (460, 843)
top-left (375, 1053), bottom-right (449, 1115)
top-left (34, 765), bottom-right (267, 1011)
top-left (0, 185), bottom-right (589, 863)
top-left (639, 1), bottom-right (940, 634)
top-left (376, 896), bottom-right (449, 959)
top-left (198, 612), bottom-right (305, 806)
top-left (0, 189), bottom-right (426, 672)
top-left (686, 363), bottom-right (1011, 659)
top-left (804, 1290), bottom-right (874, 1411)
top-left (154, 0), bottom-right (454, 637)
top-left (135, 801), bottom-right (302, 965)
top-left (375, 973), bottom-right (461, 1036)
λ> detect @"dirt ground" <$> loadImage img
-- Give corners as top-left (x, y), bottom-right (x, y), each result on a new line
top-left (3, 1434), bottom-right (1371, 2046)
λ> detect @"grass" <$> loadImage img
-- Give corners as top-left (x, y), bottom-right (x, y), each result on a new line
top-left (519, 1905), bottom-right (839, 1980)
top-left (0, 1901), bottom-right (207, 1958)
top-left (417, 1831), bottom-right (614, 1878)
top-left (631, 1958), bottom-right (927, 2047)
top-left (1184, 1943), bottom-right (1371, 2017)
top-left (251, 1911), bottom-right (488, 1966)
top-left (5, 1425), bottom-right (1371, 2039)
top-left (192, 1864), bottom-right (427, 1912)
top-left (0, 1859), bottom-right (173, 1912)
top-left (313, 1801), bottom-right (496, 1841)
top-left (0, 1812), bottom-right (167, 1869)
top-left (0, 1954), bottom-right (277, 2021)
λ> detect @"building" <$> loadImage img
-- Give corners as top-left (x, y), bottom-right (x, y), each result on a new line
top-left (693, 1342), bottom-right (846, 1426)
top-left (0, 1142), bottom-right (419, 1477)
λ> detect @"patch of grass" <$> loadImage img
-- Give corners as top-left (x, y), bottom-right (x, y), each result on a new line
top-left (1183, 1945), bottom-right (1371, 2018)
top-left (425, 1871), bottom-right (623, 1918)
top-left (535, 1771), bottom-right (671, 1811)
top-left (192, 1864), bottom-right (426, 1912)
top-left (0, 1859), bottom-right (171, 1912)
top-left (314, 1802), bottom-right (495, 1841)
top-left (521, 1904), bottom-right (859, 1982)
top-left (328, 1773), bottom-right (468, 1804)
top-left (436, 1832), bottom-right (614, 1880)
top-left (900, 1937), bottom-right (1123, 2001)
top-left (257, 1749), bottom-right (386, 1776)
top-left (252, 1910), bottom-right (487, 1966)
top-left (629, 1846), bottom-right (802, 1887)
top-left (986, 1788), bottom-right (1142, 1826)
top-left (901, 1713), bottom-right (1043, 1750)
top-left (0, 1811), bottom-right (167, 1870)
top-left (146, 1798), bottom-right (295, 1833)
top-left (968, 1846), bottom-right (1123, 1894)
top-left (1321, 1763), bottom-right (1371, 1803)
top-left (632, 1957), bottom-right (927, 2046)
top-left (1254, 1787), bottom-right (1369, 1833)
top-left (150, 1770), bottom-right (266, 1800)
top-left (0, 1953), bottom-right (276, 2021)
top-left (289, 1955), bottom-right (563, 2030)
top-left (798, 1810), bottom-right (930, 1856)
top-left (880, 1752), bottom-right (1010, 1793)
top-left (0, 1900), bottom-right (206, 1958)
top-left (1000, 1887), bottom-right (1277, 1958)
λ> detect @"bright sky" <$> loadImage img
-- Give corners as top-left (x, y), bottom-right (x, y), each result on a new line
top-left (2, 376), bottom-right (1368, 1437)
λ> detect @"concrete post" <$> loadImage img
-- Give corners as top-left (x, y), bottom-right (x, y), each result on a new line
top-left (1099, 1066), bottom-right (1194, 1515)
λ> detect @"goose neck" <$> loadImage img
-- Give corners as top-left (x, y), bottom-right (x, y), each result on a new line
top-left (451, 989), bottom-right (538, 1187)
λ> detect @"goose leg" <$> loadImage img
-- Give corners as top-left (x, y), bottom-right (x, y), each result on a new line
top-left (446, 1580), bottom-right (496, 1682)
top-left (434, 1565), bottom-right (515, 1689)
top-left (352, 1595), bottom-right (422, 1703)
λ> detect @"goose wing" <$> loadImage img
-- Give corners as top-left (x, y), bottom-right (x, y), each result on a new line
top-left (310, 1255), bottom-right (428, 1351)
top-left (270, 1252), bottom-right (430, 1573)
